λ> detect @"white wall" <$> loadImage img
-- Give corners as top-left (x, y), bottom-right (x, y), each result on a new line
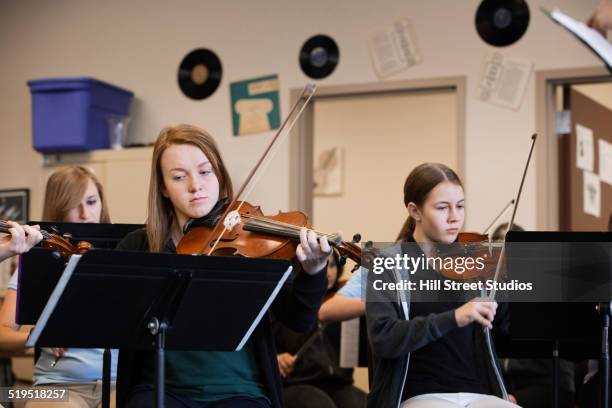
top-left (0, 0), bottom-right (602, 230)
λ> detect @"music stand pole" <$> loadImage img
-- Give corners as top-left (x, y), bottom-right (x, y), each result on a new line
top-left (598, 302), bottom-right (611, 408)
top-left (148, 317), bottom-right (167, 408)
top-left (102, 348), bottom-right (111, 408)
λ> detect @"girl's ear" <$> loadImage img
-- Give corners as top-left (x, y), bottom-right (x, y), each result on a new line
top-left (407, 202), bottom-right (421, 222)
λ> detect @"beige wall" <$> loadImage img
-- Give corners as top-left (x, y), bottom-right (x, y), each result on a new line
top-left (313, 90), bottom-right (457, 242)
top-left (0, 0), bottom-right (603, 230)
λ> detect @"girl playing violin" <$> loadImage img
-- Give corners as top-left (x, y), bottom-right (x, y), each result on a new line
top-left (0, 165), bottom-right (118, 408)
top-left (116, 124), bottom-right (331, 408)
top-left (366, 163), bottom-right (517, 408)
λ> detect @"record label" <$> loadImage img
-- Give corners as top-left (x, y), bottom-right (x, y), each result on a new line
top-left (476, 0), bottom-right (530, 47)
top-left (178, 48), bottom-right (222, 100)
top-left (299, 35), bottom-right (339, 79)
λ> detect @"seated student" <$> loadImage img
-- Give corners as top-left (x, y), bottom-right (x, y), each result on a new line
top-left (273, 249), bottom-right (367, 408)
top-left (115, 124), bottom-right (331, 408)
top-left (366, 163), bottom-right (518, 408)
top-left (492, 223), bottom-right (575, 408)
top-left (0, 166), bottom-right (118, 408)
top-left (0, 221), bottom-right (42, 263)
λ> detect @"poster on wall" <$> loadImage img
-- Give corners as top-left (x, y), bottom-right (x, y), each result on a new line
top-left (0, 189), bottom-right (29, 223)
top-left (369, 18), bottom-right (422, 79)
top-left (598, 138), bottom-right (612, 186)
top-left (230, 75), bottom-right (281, 136)
top-left (313, 147), bottom-right (343, 196)
top-left (478, 52), bottom-right (532, 110)
top-left (576, 123), bottom-right (594, 172)
top-left (583, 171), bottom-right (601, 218)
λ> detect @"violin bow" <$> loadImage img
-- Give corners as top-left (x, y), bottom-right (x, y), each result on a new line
top-left (482, 199), bottom-right (515, 237)
top-left (205, 84), bottom-right (317, 255)
top-left (487, 134), bottom-right (537, 300)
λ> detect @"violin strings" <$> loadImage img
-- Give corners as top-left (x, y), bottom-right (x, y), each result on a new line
top-left (240, 214), bottom-right (341, 243)
top-left (0, 220), bottom-right (51, 240)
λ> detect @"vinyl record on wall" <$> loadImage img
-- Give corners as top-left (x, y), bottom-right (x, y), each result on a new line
top-left (177, 48), bottom-right (223, 100)
top-left (299, 35), bottom-right (339, 79)
top-left (476, 0), bottom-right (530, 47)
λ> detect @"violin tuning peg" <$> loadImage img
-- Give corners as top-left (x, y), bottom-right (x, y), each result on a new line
top-left (51, 251), bottom-right (62, 260)
top-left (50, 226), bottom-right (60, 235)
top-left (352, 233), bottom-right (361, 244)
top-left (338, 255), bottom-right (347, 266)
top-left (351, 264), bottom-right (360, 273)
top-left (63, 232), bottom-right (73, 240)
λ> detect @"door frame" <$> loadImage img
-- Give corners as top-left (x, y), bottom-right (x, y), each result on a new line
top-left (535, 67), bottom-right (610, 231)
top-left (289, 77), bottom-right (467, 218)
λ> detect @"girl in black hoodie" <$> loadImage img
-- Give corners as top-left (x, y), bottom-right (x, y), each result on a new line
top-left (365, 163), bottom-right (519, 408)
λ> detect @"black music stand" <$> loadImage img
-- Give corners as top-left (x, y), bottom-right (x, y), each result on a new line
top-left (17, 222), bottom-right (142, 407)
top-left (499, 231), bottom-right (612, 408)
top-left (18, 222), bottom-right (143, 324)
top-left (24, 249), bottom-right (293, 408)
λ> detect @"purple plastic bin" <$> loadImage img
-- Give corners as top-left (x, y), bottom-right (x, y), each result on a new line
top-left (27, 77), bottom-right (133, 153)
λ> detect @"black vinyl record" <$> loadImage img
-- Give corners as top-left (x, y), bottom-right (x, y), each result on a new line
top-left (178, 48), bottom-right (222, 100)
top-left (476, 0), bottom-right (530, 47)
top-left (299, 35), bottom-right (339, 79)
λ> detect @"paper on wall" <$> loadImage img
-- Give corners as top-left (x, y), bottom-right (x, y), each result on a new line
top-left (369, 18), bottom-right (422, 79)
top-left (576, 124), bottom-right (594, 172)
top-left (583, 171), bottom-right (601, 218)
top-left (478, 52), bottom-right (533, 110)
top-left (599, 139), bottom-right (612, 186)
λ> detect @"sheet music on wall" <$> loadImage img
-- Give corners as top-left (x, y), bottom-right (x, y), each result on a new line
top-left (369, 18), bottom-right (422, 79)
top-left (583, 171), bottom-right (601, 218)
top-left (478, 52), bottom-right (533, 111)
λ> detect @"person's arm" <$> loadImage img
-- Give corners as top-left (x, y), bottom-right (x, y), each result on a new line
top-left (366, 267), bottom-right (496, 359)
top-left (319, 269), bottom-right (366, 323)
top-left (0, 289), bottom-right (29, 351)
top-left (0, 222), bottom-right (43, 263)
top-left (318, 294), bottom-right (365, 323)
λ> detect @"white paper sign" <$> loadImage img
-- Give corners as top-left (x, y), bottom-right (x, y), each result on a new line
top-left (599, 139), bottom-right (612, 186)
top-left (478, 52), bottom-right (533, 110)
top-left (369, 18), bottom-right (422, 79)
top-left (576, 124), bottom-right (595, 172)
top-left (583, 171), bottom-right (601, 218)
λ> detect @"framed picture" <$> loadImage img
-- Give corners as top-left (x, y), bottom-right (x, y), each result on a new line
top-left (313, 147), bottom-right (344, 196)
top-left (0, 189), bottom-right (30, 223)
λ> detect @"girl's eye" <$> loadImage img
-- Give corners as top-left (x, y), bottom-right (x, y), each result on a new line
top-left (172, 175), bottom-right (184, 181)
top-left (200, 170), bottom-right (212, 175)
top-left (86, 199), bottom-right (98, 206)
top-left (436, 206), bottom-right (447, 211)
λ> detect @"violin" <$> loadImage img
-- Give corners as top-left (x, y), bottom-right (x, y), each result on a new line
top-left (177, 200), bottom-right (362, 266)
top-left (0, 219), bottom-right (92, 260)
top-left (435, 232), bottom-right (504, 281)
